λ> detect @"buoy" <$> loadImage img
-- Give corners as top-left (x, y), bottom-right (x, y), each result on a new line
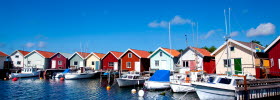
top-left (12, 77), bottom-right (18, 81)
top-left (159, 92), bottom-right (166, 96)
top-left (40, 77), bottom-right (43, 79)
top-left (60, 77), bottom-right (64, 81)
top-left (131, 89), bottom-right (136, 94)
top-left (106, 86), bottom-right (111, 90)
top-left (138, 90), bottom-right (144, 97)
top-left (4, 78), bottom-right (6, 80)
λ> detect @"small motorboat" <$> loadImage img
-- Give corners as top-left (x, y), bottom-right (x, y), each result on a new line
top-left (144, 70), bottom-right (171, 90)
top-left (63, 67), bottom-right (97, 79)
top-left (9, 67), bottom-right (40, 78)
top-left (116, 71), bottom-right (148, 87)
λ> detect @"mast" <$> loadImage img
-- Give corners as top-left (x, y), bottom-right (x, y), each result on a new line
top-left (168, 22), bottom-right (173, 71)
top-left (224, 9), bottom-right (231, 75)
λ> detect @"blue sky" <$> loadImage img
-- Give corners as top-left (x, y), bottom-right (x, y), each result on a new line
top-left (0, 0), bottom-right (279, 54)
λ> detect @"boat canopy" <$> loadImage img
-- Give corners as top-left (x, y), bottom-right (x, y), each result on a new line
top-left (149, 70), bottom-right (170, 82)
top-left (62, 69), bottom-right (70, 74)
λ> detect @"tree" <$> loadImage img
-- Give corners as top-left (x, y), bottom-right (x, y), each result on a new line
top-left (201, 46), bottom-right (216, 53)
top-left (177, 49), bottom-right (184, 53)
top-left (148, 51), bottom-right (153, 54)
top-left (251, 40), bottom-right (263, 46)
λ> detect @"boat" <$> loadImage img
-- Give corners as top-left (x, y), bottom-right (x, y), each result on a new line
top-left (192, 74), bottom-right (255, 100)
top-left (62, 67), bottom-right (97, 79)
top-left (144, 70), bottom-right (171, 90)
top-left (116, 71), bottom-right (148, 87)
top-left (170, 69), bottom-right (204, 92)
top-left (9, 67), bottom-right (40, 78)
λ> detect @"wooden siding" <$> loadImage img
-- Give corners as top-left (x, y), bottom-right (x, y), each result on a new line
top-left (69, 54), bottom-right (84, 68)
top-left (268, 40), bottom-right (280, 76)
top-left (50, 53), bottom-right (68, 69)
top-left (102, 53), bottom-right (118, 70)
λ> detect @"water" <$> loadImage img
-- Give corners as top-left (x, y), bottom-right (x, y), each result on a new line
top-left (0, 78), bottom-right (199, 100)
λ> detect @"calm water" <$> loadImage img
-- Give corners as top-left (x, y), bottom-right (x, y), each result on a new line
top-left (0, 77), bottom-right (199, 100)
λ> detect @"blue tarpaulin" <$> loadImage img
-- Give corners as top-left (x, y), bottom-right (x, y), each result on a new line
top-left (62, 69), bottom-right (70, 74)
top-left (149, 70), bottom-right (170, 82)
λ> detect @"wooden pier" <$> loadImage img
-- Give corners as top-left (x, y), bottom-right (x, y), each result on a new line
top-left (236, 78), bottom-right (280, 100)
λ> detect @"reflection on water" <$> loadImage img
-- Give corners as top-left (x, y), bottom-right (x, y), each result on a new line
top-left (0, 78), bottom-right (199, 100)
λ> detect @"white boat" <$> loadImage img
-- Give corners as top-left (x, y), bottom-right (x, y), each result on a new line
top-left (116, 71), bottom-right (147, 87)
top-left (144, 70), bottom-right (171, 90)
top-left (192, 74), bottom-right (255, 100)
top-left (9, 67), bottom-right (40, 78)
top-left (62, 67), bottom-right (97, 79)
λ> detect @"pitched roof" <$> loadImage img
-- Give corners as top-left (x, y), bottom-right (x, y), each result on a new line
top-left (77, 52), bottom-right (90, 59)
top-left (110, 51), bottom-right (123, 58)
top-left (162, 48), bottom-right (181, 57)
top-left (0, 51), bottom-right (8, 56)
top-left (60, 53), bottom-right (72, 58)
top-left (265, 35), bottom-right (280, 52)
top-left (191, 47), bottom-right (212, 57)
top-left (129, 49), bottom-right (150, 58)
top-left (235, 40), bottom-right (265, 50)
top-left (36, 50), bottom-right (56, 58)
top-left (93, 53), bottom-right (106, 59)
top-left (18, 50), bottom-right (30, 56)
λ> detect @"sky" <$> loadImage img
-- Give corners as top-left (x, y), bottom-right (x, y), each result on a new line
top-left (0, 0), bottom-right (279, 54)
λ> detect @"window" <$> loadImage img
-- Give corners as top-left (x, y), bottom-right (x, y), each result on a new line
top-left (109, 62), bottom-right (114, 66)
top-left (155, 60), bottom-right (159, 66)
top-left (128, 53), bottom-right (132, 58)
top-left (92, 61), bottom-right (95, 65)
top-left (218, 78), bottom-right (232, 84)
top-left (74, 61), bottom-right (78, 65)
top-left (58, 61), bottom-right (62, 65)
top-left (17, 61), bottom-right (21, 65)
top-left (183, 61), bottom-right (189, 67)
top-left (126, 62), bottom-right (131, 68)
top-left (57, 54), bottom-right (61, 58)
top-left (160, 52), bottom-right (163, 57)
top-left (28, 61), bottom-right (31, 64)
top-left (15, 55), bottom-right (19, 58)
top-left (230, 46), bottom-right (235, 51)
top-left (224, 59), bottom-right (231, 67)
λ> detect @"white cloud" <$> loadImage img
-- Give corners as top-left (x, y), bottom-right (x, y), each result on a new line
top-left (246, 23), bottom-right (276, 37)
top-left (204, 29), bottom-right (222, 39)
top-left (230, 31), bottom-right (239, 37)
top-left (38, 41), bottom-right (46, 48)
top-left (148, 15), bottom-right (193, 28)
top-left (25, 42), bottom-right (35, 48)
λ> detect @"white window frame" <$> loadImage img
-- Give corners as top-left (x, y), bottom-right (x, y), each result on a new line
top-left (160, 52), bottom-right (163, 57)
top-left (17, 61), bottom-right (21, 65)
top-left (183, 60), bottom-right (189, 67)
top-left (74, 61), bottom-right (78, 65)
top-left (15, 55), bottom-right (19, 58)
top-left (28, 61), bottom-right (31, 64)
top-left (92, 61), bottom-right (95, 65)
top-left (128, 53), bottom-right (132, 58)
top-left (155, 60), bottom-right (159, 66)
top-left (58, 61), bottom-right (62, 65)
top-left (109, 62), bottom-right (114, 66)
top-left (278, 59), bottom-right (280, 69)
top-left (57, 54), bottom-right (61, 58)
top-left (224, 59), bottom-right (231, 67)
top-left (126, 62), bottom-right (131, 68)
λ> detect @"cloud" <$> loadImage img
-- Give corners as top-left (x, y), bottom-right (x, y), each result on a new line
top-left (204, 29), bottom-right (222, 39)
top-left (25, 42), bottom-right (35, 48)
top-left (148, 15), bottom-right (193, 28)
top-left (246, 23), bottom-right (276, 37)
top-left (35, 34), bottom-right (48, 39)
top-left (38, 41), bottom-right (46, 48)
top-left (230, 31), bottom-right (239, 37)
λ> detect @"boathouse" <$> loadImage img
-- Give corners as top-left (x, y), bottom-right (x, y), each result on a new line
top-left (50, 52), bottom-right (72, 69)
top-left (101, 51), bottom-right (123, 71)
top-left (179, 47), bottom-right (215, 74)
top-left (119, 49), bottom-right (150, 72)
top-left (69, 52), bottom-right (90, 68)
top-left (86, 52), bottom-right (105, 70)
top-left (0, 51), bottom-right (8, 69)
top-left (24, 50), bottom-right (56, 70)
top-left (9, 50), bottom-right (29, 68)
top-left (148, 47), bottom-right (180, 71)
top-left (211, 39), bottom-right (265, 76)
top-left (265, 35), bottom-right (280, 77)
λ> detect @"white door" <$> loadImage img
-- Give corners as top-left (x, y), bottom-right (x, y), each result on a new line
top-left (52, 60), bottom-right (56, 69)
top-left (80, 61), bottom-right (84, 67)
top-left (161, 60), bottom-right (167, 70)
top-left (114, 62), bottom-right (118, 70)
top-left (135, 62), bottom-right (140, 72)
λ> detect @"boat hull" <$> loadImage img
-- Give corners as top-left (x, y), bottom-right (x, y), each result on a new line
top-left (9, 72), bottom-right (39, 78)
top-left (144, 81), bottom-right (170, 90)
top-left (194, 84), bottom-right (235, 100)
top-left (170, 83), bottom-right (195, 93)
top-left (64, 73), bottom-right (96, 79)
top-left (116, 78), bottom-right (145, 87)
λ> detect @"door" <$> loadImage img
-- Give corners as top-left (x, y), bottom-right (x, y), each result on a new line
top-left (80, 61), bottom-right (84, 67)
top-left (135, 62), bottom-right (140, 72)
top-left (234, 59), bottom-right (242, 74)
top-left (114, 62), bottom-right (118, 70)
top-left (160, 60), bottom-right (167, 70)
top-left (95, 61), bottom-right (99, 70)
top-left (52, 60), bottom-right (56, 69)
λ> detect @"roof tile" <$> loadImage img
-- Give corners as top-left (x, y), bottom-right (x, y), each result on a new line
top-left (162, 48), bottom-right (180, 57)
top-left (18, 50), bottom-right (30, 56)
top-left (93, 53), bottom-right (106, 59)
top-left (0, 51), bottom-right (8, 56)
top-left (192, 47), bottom-right (212, 57)
top-left (130, 49), bottom-right (150, 58)
top-left (36, 50), bottom-right (55, 58)
top-left (77, 52), bottom-right (90, 59)
top-left (110, 51), bottom-right (123, 58)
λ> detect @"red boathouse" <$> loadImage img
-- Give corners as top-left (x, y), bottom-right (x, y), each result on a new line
top-left (119, 49), bottom-right (150, 72)
top-left (50, 52), bottom-right (72, 69)
top-left (265, 36), bottom-right (280, 77)
top-left (101, 51), bottom-right (123, 71)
